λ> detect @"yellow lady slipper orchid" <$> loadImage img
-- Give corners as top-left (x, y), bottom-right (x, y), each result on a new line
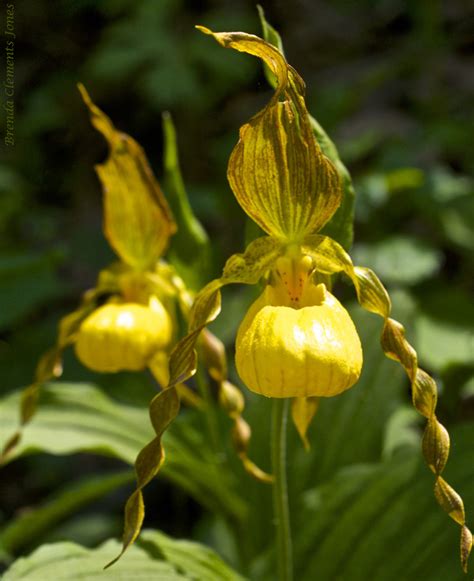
top-left (235, 281), bottom-right (362, 398)
top-left (165, 28), bottom-right (472, 573)
top-left (75, 298), bottom-right (172, 373)
top-left (5, 80), bottom-right (271, 572)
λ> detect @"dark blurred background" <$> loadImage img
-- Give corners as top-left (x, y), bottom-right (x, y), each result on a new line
top-left (0, 0), bottom-right (473, 573)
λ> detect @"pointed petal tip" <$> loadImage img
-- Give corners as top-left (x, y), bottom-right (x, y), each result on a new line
top-left (195, 25), bottom-right (212, 35)
top-left (77, 82), bottom-right (91, 105)
top-left (103, 550), bottom-right (123, 570)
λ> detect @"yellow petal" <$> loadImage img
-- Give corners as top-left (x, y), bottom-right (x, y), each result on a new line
top-left (235, 284), bottom-right (362, 398)
top-left (78, 84), bottom-right (176, 270)
top-left (291, 396), bottom-right (320, 450)
top-left (75, 300), bottom-right (172, 373)
top-left (197, 28), bottom-right (341, 241)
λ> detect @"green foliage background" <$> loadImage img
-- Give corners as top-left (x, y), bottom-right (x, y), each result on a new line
top-left (0, 0), bottom-right (473, 579)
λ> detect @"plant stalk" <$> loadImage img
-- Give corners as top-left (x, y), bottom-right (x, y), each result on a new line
top-left (195, 364), bottom-right (221, 456)
top-left (272, 398), bottom-right (293, 581)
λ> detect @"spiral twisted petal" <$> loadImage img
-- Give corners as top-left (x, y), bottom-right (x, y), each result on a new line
top-left (106, 387), bottom-right (180, 568)
top-left (303, 233), bottom-right (473, 572)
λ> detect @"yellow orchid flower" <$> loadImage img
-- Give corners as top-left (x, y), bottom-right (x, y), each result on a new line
top-left (110, 27), bottom-right (472, 573)
top-left (0, 86), bottom-right (185, 461)
top-left (74, 299), bottom-right (172, 373)
top-left (1, 86), bottom-right (265, 485)
top-left (2, 85), bottom-right (272, 574)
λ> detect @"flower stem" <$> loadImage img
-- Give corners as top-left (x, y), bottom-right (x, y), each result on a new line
top-left (272, 398), bottom-right (293, 581)
top-left (195, 365), bottom-right (221, 455)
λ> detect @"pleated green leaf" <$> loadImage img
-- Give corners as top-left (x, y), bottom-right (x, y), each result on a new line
top-left (138, 530), bottom-right (246, 581)
top-left (293, 423), bottom-right (474, 581)
top-left (197, 27), bottom-right (341, 242)
top-left (0, 383), bottom-right (246, 524)
top-left (3, 529), bottom-right (245, 580)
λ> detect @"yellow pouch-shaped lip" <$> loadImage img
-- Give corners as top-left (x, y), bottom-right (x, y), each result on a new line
top-left (75, 299), bottom-right (172, 373)
top-left (235, 284), bottom-right (362, 398)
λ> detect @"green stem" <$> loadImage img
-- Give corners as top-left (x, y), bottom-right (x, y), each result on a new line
top-left (272, 398), bottom-right (293, 581)
top-left (195, 365), bottom-right (221, 456)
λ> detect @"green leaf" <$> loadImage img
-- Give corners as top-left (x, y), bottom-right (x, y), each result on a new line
top-left (294, 423), bottom-right (474, 581)
top-left (353, 236), bottom-right (441, 285)
top-left (256, 5), bottom-right (284, 88)
top-left (197, 27), bottom-right (341, 241)
top-left (3, 529), bottom-right (245, 580)
top-left (78, 84), bottom-right (176, 270)
top-left (440, 193), bottom-right (474, 251)
top-left (416, 315), bottom-right (474, 369)
top-left (0, 471), bottom-right (134, 556)
top-left (312, 117), bottom-right (355, 251)
top-left (162, 112), bottom-right (212, 291)
top-left (0, 383), bottom-right (246, 523)
top-left (413, 285), bottom-right (474, 370)
top-left (139, 530), bottom-right (246, 581)
top-left (3, 540), bottom-right (180, 580)
top-left (382, 406), bottom-right (420, 459)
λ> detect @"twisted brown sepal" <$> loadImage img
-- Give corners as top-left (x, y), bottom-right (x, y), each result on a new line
top-left (105, 386), bottom-right (180, 569)
top-left (303, 234), bottom-right (473, 572)
top-left (148, 351), bottom-right (203, 410)
top-left (0, 294), bottom-right (98, 464)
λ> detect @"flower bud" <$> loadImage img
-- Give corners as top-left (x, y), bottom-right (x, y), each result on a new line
top-left (235, 283), bottom-right (362, 398)
top-left (75, 298), bottom-right (172, 373)
top-left (219, 380), bottom-right (245, 418)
